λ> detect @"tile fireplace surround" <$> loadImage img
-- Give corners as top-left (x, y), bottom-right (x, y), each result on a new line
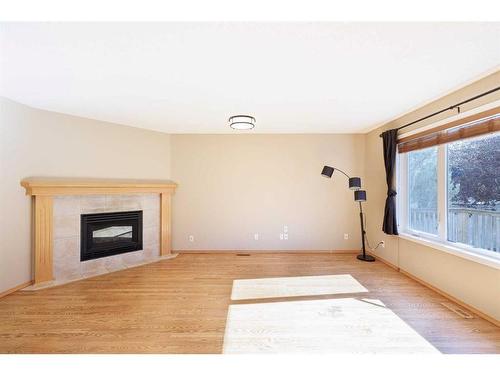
top-left (20, 178), bottom-right (177, 289)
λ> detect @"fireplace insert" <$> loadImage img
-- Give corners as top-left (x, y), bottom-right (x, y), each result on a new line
top-left (80, 210), bottom-right (143, 261)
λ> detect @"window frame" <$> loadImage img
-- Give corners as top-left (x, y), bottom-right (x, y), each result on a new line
top-left (397, 136), bottom-right (500, 265)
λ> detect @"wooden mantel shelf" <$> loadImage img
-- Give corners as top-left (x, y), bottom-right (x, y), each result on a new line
top-left (21, 177), bottom-right (177, 196)
top-left (20, 177), bottom-right (177, 287)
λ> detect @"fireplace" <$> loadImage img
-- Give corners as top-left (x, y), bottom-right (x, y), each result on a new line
top-left (80, 210), bottom-right (143, 261)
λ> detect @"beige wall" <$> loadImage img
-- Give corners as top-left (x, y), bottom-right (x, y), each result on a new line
top-left (363, 70), bottom-right (500, 321)
top-left (0, 98), bottom-right (171, 292)
top-left (171, 134), bottom-right (365, 251)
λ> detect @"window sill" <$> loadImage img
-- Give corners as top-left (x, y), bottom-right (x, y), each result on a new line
top-left (398, 232), bottom-right (500, 270)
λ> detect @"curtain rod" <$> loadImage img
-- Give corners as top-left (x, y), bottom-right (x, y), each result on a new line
top-left (379, 85), bottom-right (500, 137)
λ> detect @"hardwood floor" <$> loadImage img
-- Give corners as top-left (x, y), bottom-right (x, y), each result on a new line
top-left (0, 253), bottom-right (498, 353)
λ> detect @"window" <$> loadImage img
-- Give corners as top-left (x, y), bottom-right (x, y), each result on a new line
top-left (407, 147), bottom-right (438, 235)
top-left (398, 112), bottom-right (499, 259)
top-left (447, 133), bottom-right (499, 252)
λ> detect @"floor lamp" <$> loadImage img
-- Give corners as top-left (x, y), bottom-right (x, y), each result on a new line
top-left (321, 165), bottom-right (375, 262)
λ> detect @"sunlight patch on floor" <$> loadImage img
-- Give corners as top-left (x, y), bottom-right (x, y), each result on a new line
top-left (231, 274), bottom-right (368, 300)
top-left (223, 297), bottom-right (439, 353)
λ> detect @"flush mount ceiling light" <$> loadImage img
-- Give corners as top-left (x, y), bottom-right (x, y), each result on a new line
top-left (229, 115), bottom-right (255, 130)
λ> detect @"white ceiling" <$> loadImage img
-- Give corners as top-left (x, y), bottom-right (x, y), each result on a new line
top-left (1, 22), bottom-right (499, 133)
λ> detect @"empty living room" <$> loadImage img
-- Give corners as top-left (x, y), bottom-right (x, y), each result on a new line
top-left (1, 1), bottom-right (499, 373)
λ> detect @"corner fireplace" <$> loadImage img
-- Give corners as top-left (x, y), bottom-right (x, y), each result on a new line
top-left (80, 210), bottom-right (143, 261)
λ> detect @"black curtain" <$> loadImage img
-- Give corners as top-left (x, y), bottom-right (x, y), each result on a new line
top-left (382, 129), bottom-right (399, 235)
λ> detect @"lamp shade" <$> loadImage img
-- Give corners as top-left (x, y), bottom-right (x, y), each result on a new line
top-left (349, 177), bottom-right (361, 190)
top-left (354, 190), bottom-right (367, 202)
top-left (321, 165), bottom-right (334, 178)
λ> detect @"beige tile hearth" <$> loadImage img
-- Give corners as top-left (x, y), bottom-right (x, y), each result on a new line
top-left (142, 246), bottom-right (157, 260)
top-left (80, 195), bottom-right (106, 212)
top-left (53, 196), bottom-right (81, 216)
top-left (143, 208), bottom-right (160, 230)
top-left (53, 237), bottom-right (81, 280)
top-left (81, 258), bottom-right (109, 278)
top-left (141, 194), bottom-right (160, 210)
top-left (53, 214), bottom-right (79, 239)
top-left (143, 226), bottom-right (160, 248)
top-left (45, 193), bottom-right (165, 289)
top-left (106, 195), bottom-right (142, 211)
top-left (102, 255), bottom-right (129, 272)
top-left (23, 254), bottom-right (178, 291)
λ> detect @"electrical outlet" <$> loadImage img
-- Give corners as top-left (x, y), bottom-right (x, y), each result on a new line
top-left (284, 233), bottom-right (288, 240)
top-left (380, 241), bottom-right (385, 248)
top-left (254, 233), bottom-right (259, 240)
top-left (280, 233), bottom-right (284, 240)
top-left (283, 225), bottom-right (288, 233)
top-left (188, 235), bottom-right (194, 242)
top-left (344, 233), bottom-right (349, 240)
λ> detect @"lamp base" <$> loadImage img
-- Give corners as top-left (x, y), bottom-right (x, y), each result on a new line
top-left (357, 254), bottom-right (375, 262)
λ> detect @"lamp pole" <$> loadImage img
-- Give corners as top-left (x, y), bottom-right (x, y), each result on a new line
top-left (357, 201), bottom-right (374, 262)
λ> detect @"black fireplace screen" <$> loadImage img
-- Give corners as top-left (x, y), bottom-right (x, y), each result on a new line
top-left (80, 210), bottom-right (143, 261)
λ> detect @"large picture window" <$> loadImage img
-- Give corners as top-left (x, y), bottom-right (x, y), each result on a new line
top-left (398, 111), bottom-right (499, 259)
top-left (447, 133), bottom-right (499, 251)
top-left (408, 147), bottom-right (438, 235)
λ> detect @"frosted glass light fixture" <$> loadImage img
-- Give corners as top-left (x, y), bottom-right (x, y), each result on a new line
top-left (229, 115), bottom-right (255, 130)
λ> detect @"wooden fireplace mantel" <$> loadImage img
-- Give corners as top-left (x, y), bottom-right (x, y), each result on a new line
top-left (21, 178), bottom-right (177, 286)
top-left (21, 177), bottom-right (177, 196)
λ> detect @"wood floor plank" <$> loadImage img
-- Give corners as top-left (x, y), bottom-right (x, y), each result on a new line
top-left (0, 254), bottom-right (498, 353)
